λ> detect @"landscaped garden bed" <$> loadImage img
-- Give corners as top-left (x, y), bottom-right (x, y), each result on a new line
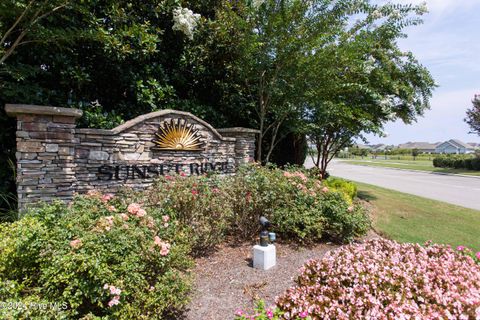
top-left (1, 164), bottom-right (479, 319)
top-left (0, 164), bottom-right (369, 319)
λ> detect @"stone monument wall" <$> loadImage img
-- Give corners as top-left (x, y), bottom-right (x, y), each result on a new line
top-left (6, 104), bottom-right (258, 210)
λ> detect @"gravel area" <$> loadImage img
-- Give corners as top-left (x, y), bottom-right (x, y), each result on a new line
top-left (182, 241), bottom-right (337, 320)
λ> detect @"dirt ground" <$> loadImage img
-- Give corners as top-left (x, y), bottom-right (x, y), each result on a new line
top-left (182, 231), bottom-right (380, 320)
top-left (182, 241), bottom-right (333, 319)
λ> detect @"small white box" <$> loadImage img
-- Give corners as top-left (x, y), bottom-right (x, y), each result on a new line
top-left (253, 244), bottom-right (276, 270)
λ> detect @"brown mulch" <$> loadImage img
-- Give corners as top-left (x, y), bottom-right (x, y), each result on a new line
top-left (182, 231), bottom-right (380, 320)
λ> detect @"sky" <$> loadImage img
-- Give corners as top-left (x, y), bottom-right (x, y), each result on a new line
top-left (364, 0), bottom-right (480, 145)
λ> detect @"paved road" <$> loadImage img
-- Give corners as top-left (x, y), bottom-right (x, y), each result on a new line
top-left (304, 158), bottom-right (480, 211)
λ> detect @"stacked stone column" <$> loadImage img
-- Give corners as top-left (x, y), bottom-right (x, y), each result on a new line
top-left (217, 128), bottom-right (259, 166)
top-left (6, 104), bottom-right (82, 210)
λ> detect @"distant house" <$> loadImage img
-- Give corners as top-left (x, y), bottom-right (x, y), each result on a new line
top-left (468, 142), bottom-right (480, 150)
top-left (397, 142), bottom-right (438, 153)
top-left (353, 143), bottom-right (371, 150)
top-left (435, 139), bottom-right (475, 154)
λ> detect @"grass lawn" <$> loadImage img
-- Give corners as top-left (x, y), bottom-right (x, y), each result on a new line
top-left (355, 181), bottom-right (480, 250)
top-left (343, 158), bottom-right (480, 176)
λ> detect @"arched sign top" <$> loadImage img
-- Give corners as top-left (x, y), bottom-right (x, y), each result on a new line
top-left (111, 109), bottom-right (225, 140)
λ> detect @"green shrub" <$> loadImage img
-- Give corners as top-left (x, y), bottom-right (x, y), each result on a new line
top-left (320, 192), bottom-right (370, 242)
top-left (0, 195), bottom-right (193, 319)
top-left (144, 174), bottom-right (231, 256)
top-left (433, 154), bottom-right (479, 170)
top-left (141, 164), bottom-right (370, 245)
top-left (323, 177), bottom-right (357, 203)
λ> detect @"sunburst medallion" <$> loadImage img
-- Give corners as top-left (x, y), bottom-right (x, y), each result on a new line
top-left (153, 118), bottom-right (203, 151)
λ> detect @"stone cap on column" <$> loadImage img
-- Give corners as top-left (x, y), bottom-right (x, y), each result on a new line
top-left (217, 127), bottom-right (260, 136)
top-left (5, 104), bottom-right (83, 118)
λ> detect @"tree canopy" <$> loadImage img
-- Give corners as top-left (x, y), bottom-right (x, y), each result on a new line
top-left (0, 0), bottom-right (435, 212)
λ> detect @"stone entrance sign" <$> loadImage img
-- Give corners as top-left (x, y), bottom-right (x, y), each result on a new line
top-left (6, 104), bottom-right (259, 210)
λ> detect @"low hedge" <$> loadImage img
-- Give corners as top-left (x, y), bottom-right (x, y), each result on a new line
top-left (433, 154), bottom-right (480, 170)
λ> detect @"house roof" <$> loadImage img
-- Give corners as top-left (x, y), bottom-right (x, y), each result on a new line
top-left (398, 142), bottom-right (437, 150)
top-left (449, 139), bottom-right (474, 149)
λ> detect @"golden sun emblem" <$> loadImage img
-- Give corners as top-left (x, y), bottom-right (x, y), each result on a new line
top-left (153, 119), bottom-right (203, 151)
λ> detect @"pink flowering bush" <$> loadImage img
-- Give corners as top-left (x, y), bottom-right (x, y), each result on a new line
top-left (235, 300), bottom-right (285, 320)
top-left (276, 239), bottom-right (480, 319)
top-left (0, 194), bottom-right (193, 319)
top-left (136, 164), bottom-right (369, 251)
top-left (456, 244), bottom-right (480, 265)
top-left (145, 174), bottom-right (231, 255)
top-left (222, 164), bottom-right (369, 242)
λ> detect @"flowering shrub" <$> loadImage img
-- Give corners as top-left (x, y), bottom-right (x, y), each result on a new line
top-left (145, 174), bottom-right (231, 255)
top-left (223, 165), bottom-right (369, 243)
top-left (234, 300), bottom-right (285, 320)
top-left (0, 194), bottom-right (193, 319)
top-left (456, 244), bottom-right (480, 264)
top-left (172, 7), bottom-right (201, 40)
top-left (276, 239), bottom-right (480, 319)
top-left (139, 164), bottom-right (369, 251)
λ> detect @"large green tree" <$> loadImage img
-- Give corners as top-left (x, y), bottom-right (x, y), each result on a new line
top-left (465, 94), bottom-right (480, 136)
top-left (303, 1), bottom-right (435, 176)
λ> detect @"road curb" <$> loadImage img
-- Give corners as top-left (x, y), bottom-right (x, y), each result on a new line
top-left (340, 162), bottom-right (480, 180)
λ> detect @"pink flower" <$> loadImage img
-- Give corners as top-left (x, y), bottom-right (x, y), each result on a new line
top-left (457, 245), bottom-right (465, 251)
top-left (107, 205), bottom-right (117, 212)
top-left (127, 203), bottom-right (141, 215)
top-left (107, 296), bottom-right (120, 307)
top-left (149, 286), bottom-right (155, 292)
top-left (103, 283), bottom-right (109, 290)
top-left (347, 206), bottom-right (354, 212)
top-left (101, 193), bottom-right (114, 202)
top-left (476, 252), bottom-right (480, 260)
top-left (235, 309), bottom-right (243, 316)
top-left (165, 175), bottom-right (174, 181)
top-left (109, 285), bottom-right (121, 295)
top-left (322, 186), bottom-right (329, 193)
top-left (120, 213), bottom-right (129, 221)
top-left (153, 236), bottom-right (170, 255)
top-left (136, 208), bottom-right (147, 217)
top-left (69, 239), bottom-right (82, 249)
top-left (160, 243), bottom-right (170, 256)
top-left (266, 309), bottom-right (274, 319)
top-left (299, 311), bottom-right (308, 318)
top-left (191, 189), bottom-right (198, 196)
top-left (212, 187), bottom-right (220, 193)
top-left (180, 172), bottom-right (187, 177)
top-left (162, 215), bottom-right (170, 223)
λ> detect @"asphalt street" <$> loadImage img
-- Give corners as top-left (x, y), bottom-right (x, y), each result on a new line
top-left (304, 158), bottom-right (480, 211)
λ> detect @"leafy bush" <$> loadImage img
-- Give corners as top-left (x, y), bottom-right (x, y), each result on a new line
top-left (433, 154), bottom-right (480, 170)
top-left (322, 177), bottom-right (357, 203)
top-left (276, 239), bottom-right (480, 319)
top-left (234, 300), bottom-right (285, 320)
top-left (140, 164), bottom-right (370, 249)
top-left (144, 174), bottom-right (231, 255)
top-left (0, 194), bottom-right (193, 319)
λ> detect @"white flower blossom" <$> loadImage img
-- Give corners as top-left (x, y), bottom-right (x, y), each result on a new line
top-left (417, 1), bottom-right (428, 14)
top-left (252, 0), bottom-right (265, 9)
top-left (390, 9), bottom-right (401, 19)
top-left (371, 10), bottom-right (382, 19)
top-left (172, 7), bottom-right (201, 40)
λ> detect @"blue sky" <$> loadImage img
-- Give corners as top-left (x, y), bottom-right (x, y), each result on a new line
top-left (364, 0), bottom-right (480, 145)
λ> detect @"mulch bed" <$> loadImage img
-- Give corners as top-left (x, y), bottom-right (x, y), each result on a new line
top-left (182, 241), bottom-right (334, 319)
top-left (182, 231), bottom-right (380, 320)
